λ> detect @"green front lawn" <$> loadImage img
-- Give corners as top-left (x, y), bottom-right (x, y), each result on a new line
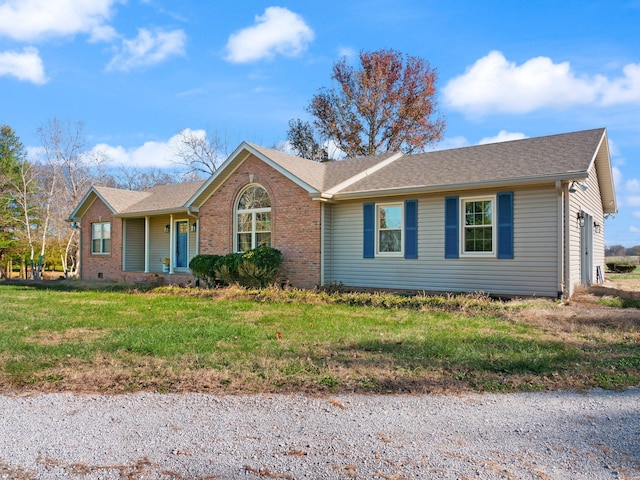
top-left (0, 283), bottom-right (638, 394)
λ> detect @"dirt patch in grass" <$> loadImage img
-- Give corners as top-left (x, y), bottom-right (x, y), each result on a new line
top-left (23, 328), bottom-right (108, 346)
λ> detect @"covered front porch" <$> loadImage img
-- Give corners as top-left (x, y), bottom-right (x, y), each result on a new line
top-left (121, 214), bottom-right (199, 275)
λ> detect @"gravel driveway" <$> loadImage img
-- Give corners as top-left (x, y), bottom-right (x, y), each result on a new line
top-left (1, 389), bottom-right (638, 479)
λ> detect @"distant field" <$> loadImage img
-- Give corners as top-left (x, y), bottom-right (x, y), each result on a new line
top-left (0, 283), bottom-right (638, 395)
top-left (606, 256), bottom-right (640, 265)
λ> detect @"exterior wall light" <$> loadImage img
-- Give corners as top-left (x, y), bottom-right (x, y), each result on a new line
top-left (191, 222), bottom-right (197, 232)
top-left (577, 211), bottom-right (585, 228)
top-left (594, 222), bottom-right (601, 234)
top-left (163, 225), bottom-right (170, 233)
top-left (569, 181), bottom-right (588, 193)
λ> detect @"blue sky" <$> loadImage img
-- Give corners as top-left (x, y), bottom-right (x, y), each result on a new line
top-left (1, 0), bottom-right (639, 246)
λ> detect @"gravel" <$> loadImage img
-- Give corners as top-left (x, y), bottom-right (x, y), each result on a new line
top-left (0, 389), bottom-right (638, 479)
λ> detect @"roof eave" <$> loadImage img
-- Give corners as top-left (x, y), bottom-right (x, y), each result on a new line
top-left (114, 206), bottom-right (198, 218)
top-left (327, 172), bottom-right (589, 200)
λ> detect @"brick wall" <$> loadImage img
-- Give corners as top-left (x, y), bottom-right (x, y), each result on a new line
top-left (81, 198), bottom-right (123, 281)
top-left (199, 154), bottom-right (322, 288)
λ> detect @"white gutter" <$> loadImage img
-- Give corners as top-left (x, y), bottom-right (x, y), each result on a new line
top-left (326, 172), bottom-right (589, 201)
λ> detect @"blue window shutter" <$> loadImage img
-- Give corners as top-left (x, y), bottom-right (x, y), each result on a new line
top-left (497, 192), bottom-right (514, 259)
top-left (404, 200), bottom-right (418, 259)
top-left (363, 203), bottom-right (375, 258)
top-left (444, 196), bottom-right (459, 259)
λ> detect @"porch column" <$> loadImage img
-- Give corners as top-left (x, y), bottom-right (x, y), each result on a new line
top-left (144, 216), bottom-right (150, 273)
top-left (169, 214), bottom-right (174, 274)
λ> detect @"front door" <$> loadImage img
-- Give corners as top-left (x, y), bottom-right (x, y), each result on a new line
top-left (580, 211), bottom-right (593, 285)
top-left (176, 221), bottom-right (188, 268)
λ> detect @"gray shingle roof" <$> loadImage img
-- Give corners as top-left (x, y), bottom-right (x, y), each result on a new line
top-left (248, 143), bottom-right (400, 191)
top-left (93, 186), bottom-right (150, 213)
top-left (337, 128), bottom-right (605, 195)
top-left (76, 128), bottom-right (612, 218)
top-left (119, 181), bottom-right (206, 214)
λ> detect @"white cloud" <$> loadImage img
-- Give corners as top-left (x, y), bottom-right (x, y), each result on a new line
top-left (88, 24), bottom-right (119, 43)
top-left (612, 166), bottom-right (623, 191)
top-left (88, 130), bottom-right (212, 169)
top-left (600, 63), bottom-right (640, 105)
top-left (430, 136), bottom-right (469, 151)
top-left (630, 225), bottom-right (640, 233)
top-left (225, 7), bottom-right (314, 63)
top-left (444, 51), bottom-right (640, 115)
top-left (626, 178), bottom-right (640, 193)
top-left (0, 47), bottom-right (47, 84)
top-left (107, 28), bottom-right (186, 71)
top-left (91, 139), bottom-right (174, 169)
top-left (478, 130), bottom-right (527, 145)
top-left (337, 46), bottom-right (357, 61)
top-left (632, 211), bottom-right (640, 219)
top-left (0, 0), bottom-right (117, 42)
top-left (627, 196), bottom-right (640, 207)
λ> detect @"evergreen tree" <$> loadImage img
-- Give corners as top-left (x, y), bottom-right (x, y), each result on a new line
top-left (0, 125), bottom-right (26, 277)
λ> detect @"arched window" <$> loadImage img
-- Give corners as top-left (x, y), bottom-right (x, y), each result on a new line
top-left (235, 184), bottom-right (271, 251)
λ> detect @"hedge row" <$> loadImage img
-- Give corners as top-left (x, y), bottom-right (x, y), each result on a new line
top-left (606, 262), bottom-right (637, 273)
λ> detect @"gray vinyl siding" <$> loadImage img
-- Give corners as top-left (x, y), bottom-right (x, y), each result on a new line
top-left (149, 216), bottom-right (171, 272)
top-left (123, 218), bottom-right (145, 272)
top-left (567, 163), bottom-right (606, 293)
top-left (189, 225), bottom-right (198, 267)
top-left (322, 203), bottom-right (333, 283)
top-left (326, 187), bottom-right (560, 297)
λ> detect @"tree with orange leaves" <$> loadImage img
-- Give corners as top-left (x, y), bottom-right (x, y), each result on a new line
top-left (289, 49), bottom-right (445, 159)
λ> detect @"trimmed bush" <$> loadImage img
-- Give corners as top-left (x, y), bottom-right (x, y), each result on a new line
top-left (606, 262), bottom-right (637, 273)
top-left (189, 254), bottom-right (223, 286)
top-left (192, 247), bottom-right (283, 288)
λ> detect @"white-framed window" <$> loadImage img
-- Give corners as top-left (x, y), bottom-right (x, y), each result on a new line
top-left (91, 222), bottom-right (111, 254)
top-left (235, 184), bottom-right (271, 252)
top-left (461, 196), bottom-right (495, 256)
top-left (376, 203), bottom-right (403, 256)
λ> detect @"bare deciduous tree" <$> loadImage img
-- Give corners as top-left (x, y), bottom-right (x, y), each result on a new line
top-left (172, 128), bottom-right (229, 177)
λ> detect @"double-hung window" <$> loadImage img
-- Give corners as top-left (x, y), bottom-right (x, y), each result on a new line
top-left (91, 222), bottom-right (111, 254)
top-left (462, 196), bottom-right (494, 255)
top-left (376, 203), bottom-right (403, 255)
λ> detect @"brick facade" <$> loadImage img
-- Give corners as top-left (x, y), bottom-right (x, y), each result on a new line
top-left (80, 198), bottom-right (123, 281)
top-left (198, 154), bottom-right (322, 289)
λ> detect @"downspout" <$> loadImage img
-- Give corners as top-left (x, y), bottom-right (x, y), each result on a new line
top-left (562, 181), bottom-right (571, 299)
top-left (556, 181), bottom-right (564, 299)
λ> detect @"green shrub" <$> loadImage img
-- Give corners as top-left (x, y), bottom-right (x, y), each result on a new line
top-left (606, 262), bottom-right (637, 273)
top-left (189, 255), bottom-right (223, 286)
top-left (203, 247), bottom-right (283, 288)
